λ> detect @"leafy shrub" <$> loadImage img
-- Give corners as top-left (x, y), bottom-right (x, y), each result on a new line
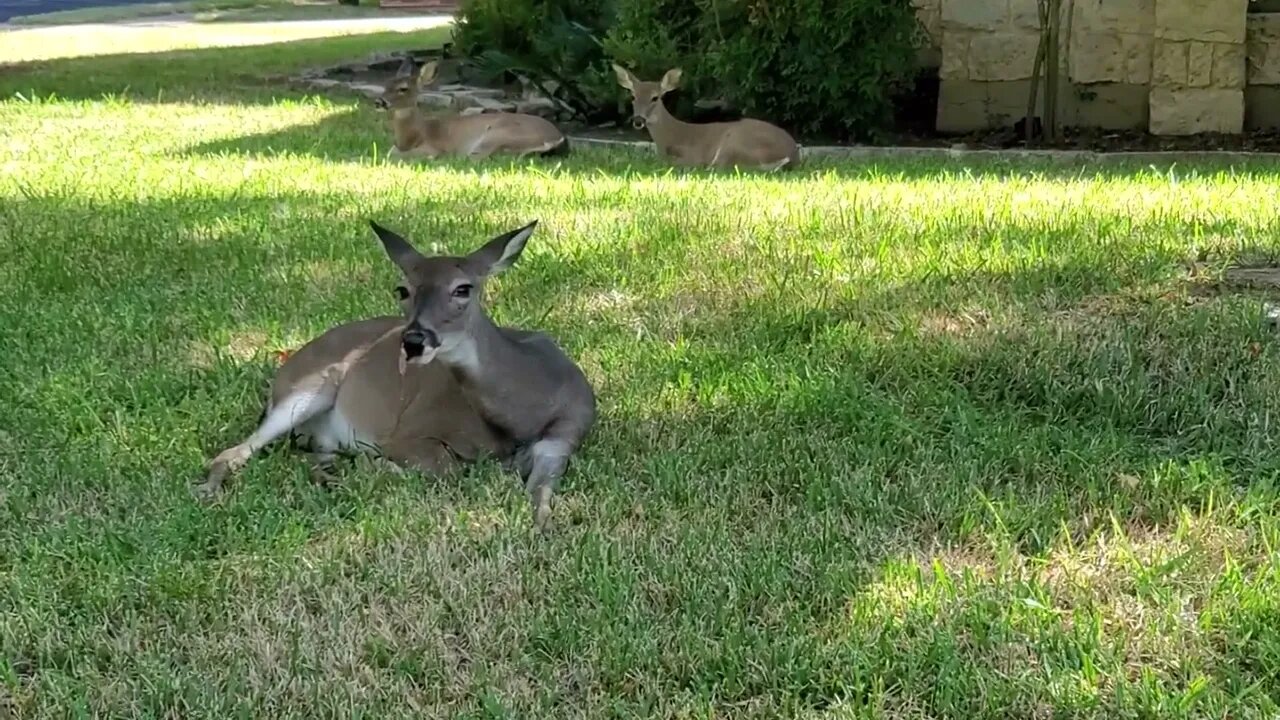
top-left (454, 0), bottom-right (922, 139)
top-left (707, 0), bottom-right (921, 140)
top-left (453, 0), bottom-right (618, 122)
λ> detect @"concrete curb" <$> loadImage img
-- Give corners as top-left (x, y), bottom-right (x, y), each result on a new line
top-left (566, 135), bottom-right (1280, 164)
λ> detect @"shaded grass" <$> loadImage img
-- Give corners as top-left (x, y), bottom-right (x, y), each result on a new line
top-left (5, 24), bottom-right (1280, 720)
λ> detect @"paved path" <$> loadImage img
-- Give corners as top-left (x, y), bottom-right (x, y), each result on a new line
top-left (0, 0), bottom-right (155, 21)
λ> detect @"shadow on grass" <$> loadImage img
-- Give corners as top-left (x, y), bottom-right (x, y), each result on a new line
top-left (176, 108), bottom-right (1280, 182)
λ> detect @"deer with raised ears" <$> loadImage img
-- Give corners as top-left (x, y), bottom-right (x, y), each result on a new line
top-left (612, 64), bottom-right (800, 172)
top-left (196, 221), bottom-right (596, 532)
top-left (374, 59), bottom-right (570, 160)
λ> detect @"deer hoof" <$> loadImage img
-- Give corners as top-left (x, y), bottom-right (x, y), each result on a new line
top-left (193, 466), bottom-right (227, 503)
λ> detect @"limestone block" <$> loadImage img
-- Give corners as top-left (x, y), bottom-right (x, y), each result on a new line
top-left (985, 80), bottom-right (1037, 126)
top-left (1070, 32), bottom-right (1126, 83)
top-left (1071, 83), bottom-right (1150, 129)
top-left (936, 79), bottom-right (1037, 132)
top-left (913, 0), bottom-right (943, 41)
top-left (351, 83), bottom-right (387, 98)
top-left (1154, 0), bottom-right (1247, 44)
top-left (940, 30), bottom-right (972, 79)
top-left (1246, 86), bottom-right (1280, 128)
top-left (1152, 40), bottom-right (1188, 86)
top-left (1187, 42), bottom-right (1214, 87)
top-left (968, 32), bottom-right (1042, 81)
top-left (1072, 0), bottom-right (1154, 34)
top-left (1213, 42), bottom-right (1246, 88)
top-left (417, 91), bottom-right (456, 109)
top-left (1009, 0), bottom-right (1042, 31)
top-left (941, 0), bottom-right (1007, 31)
top-left (1122, 34), bottom-right (1154, 84)
top-left (1149, 87), bottom-right (1243, 134)
top-left (936, 78), bottom-right (989, 132)
top-left (1247, 14), bottom-right (1280, 85)
top-left (515, 98), bottom-right (558, 117)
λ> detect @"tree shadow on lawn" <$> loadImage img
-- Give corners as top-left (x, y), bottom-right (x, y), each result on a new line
top-left (6, 185), bottom-right (1280, 715)
top-left (177, 110), bottom-right (1280, 183)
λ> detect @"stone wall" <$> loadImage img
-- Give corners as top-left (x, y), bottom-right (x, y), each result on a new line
top-left (1247, 13), bottom-right (1280, 128)
top-left (933, 0), bottom-right (1271, 136)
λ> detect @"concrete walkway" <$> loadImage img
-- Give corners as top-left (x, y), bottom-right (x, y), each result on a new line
top-left (0, 0), bottom-right (150, 22)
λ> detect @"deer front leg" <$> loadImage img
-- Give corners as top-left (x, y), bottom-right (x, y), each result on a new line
top-left (522, 439), bottom-right (573, 532)
top-left (196, 384), bottom-right (336, 500)
top-left (464, 133), bottom-right (501, 161)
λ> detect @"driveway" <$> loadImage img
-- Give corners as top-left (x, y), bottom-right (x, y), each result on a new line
top-left (0, 0), bottom-right (156, 21)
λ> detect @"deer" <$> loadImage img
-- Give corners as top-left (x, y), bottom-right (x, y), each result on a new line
top-left (374, 59), bottom-right (570, 160)
top-left (612, 64), bottom-right (800, 172)
top-left (195, 220), bottom-right (597, 532)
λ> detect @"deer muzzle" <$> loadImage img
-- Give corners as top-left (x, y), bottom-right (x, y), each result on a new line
top-left (373, 97), bottom-right (390, 111)
top-left (630, 115), bottom-right (647, 130)
top-left (400, 325), bottom-right (441, 371)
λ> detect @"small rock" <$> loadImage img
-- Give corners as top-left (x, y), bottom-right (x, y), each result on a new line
top-left (308, 79), bottom-right (342, 89)
top-left (454, 94), bottom-right (515, 112)
top-left (515, 98), bottom-right (557, 117)
top-left (417, 91), bottom-right (455, 109)
top-left (440, 85), bottom-right (505, 99)
top-left (459, 107), bottom-right (486, 117)
top-left (1264, 302), bottom-right (1280, 330)
top-left (351, 83), bottom-right (387, 99)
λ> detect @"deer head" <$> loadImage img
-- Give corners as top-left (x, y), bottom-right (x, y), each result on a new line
top-left (374, 59), bottom-right (439, 112)
top-left (368, 220), bottom-right (538, 367)
top-left (612, 64), bottom-right (682, 130)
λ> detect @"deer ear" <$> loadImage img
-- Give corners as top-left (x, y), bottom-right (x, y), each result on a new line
top-left (369, 221), bottom-right (423, 275)
top-left (418, 61), bottom-right (439, 86)
top-left (396, 57), bottom-right (416, 78)
top-left (612, 63), bottom-right (635, 91)
top-left (468, 221), bottom-right (537, 276)
top-left (660, 68), bottom-right (683, 93)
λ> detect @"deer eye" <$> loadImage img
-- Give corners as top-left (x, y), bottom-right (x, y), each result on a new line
top-left (397, 86), bottom-right (408, 94)
top-left (393, 286), bottom-right (409, 300)
top-left (452, 284), bottom-right (472, 299)
top-left (650, 94), bottom-right (659, 101)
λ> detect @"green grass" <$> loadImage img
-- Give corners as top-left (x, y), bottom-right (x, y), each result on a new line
top-left (5, 26), bottom-right (1280, 720)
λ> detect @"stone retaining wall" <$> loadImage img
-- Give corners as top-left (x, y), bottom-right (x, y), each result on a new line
top-left (920, 0), bottom-right (1274, 135)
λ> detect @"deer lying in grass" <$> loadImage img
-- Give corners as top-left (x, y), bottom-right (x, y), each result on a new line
top-left (612, 64), bottom-right (799, 172)
top-left (375, 60), bottom-right (569, 160)
top-left (196, 221), bottom-right (596, 532)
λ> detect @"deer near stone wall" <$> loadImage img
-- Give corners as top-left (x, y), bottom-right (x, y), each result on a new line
top-left (612, 64), bottom-right (800, 171)
top-left (376, 60), bottom-right (570, 160)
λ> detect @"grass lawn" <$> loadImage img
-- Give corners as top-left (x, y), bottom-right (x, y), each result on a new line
top-left (5, 19), bottom-right (1280, 720)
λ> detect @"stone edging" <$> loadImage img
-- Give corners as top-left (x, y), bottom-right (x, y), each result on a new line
top-left (568, 136), bottom-right (1280, 164)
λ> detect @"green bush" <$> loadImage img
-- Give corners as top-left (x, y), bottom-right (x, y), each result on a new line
top-left (454, 0), bottom-right (922, 140)
top-left (702, 0), bottom-right (921, 140)
top-left (453, 0), bottom-right (618, 122)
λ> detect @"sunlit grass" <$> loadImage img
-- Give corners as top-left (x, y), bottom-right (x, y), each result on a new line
top-left (4, 25), bottom-right (1280, 720)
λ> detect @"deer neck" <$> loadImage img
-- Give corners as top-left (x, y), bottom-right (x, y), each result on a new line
top-left (646, 99), bottom-right (696, 152)
top-left (390, 106), bottom-right (430, 152)
top-left (436, 314), bottom-right (537, 410)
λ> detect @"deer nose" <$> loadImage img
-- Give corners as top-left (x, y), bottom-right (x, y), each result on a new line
top-left (374, 97), bottom-right (389, 110)
top-left (402, 325), bottom-right (440, 352)
top-left (631, 115), bottom-right (647, 129)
